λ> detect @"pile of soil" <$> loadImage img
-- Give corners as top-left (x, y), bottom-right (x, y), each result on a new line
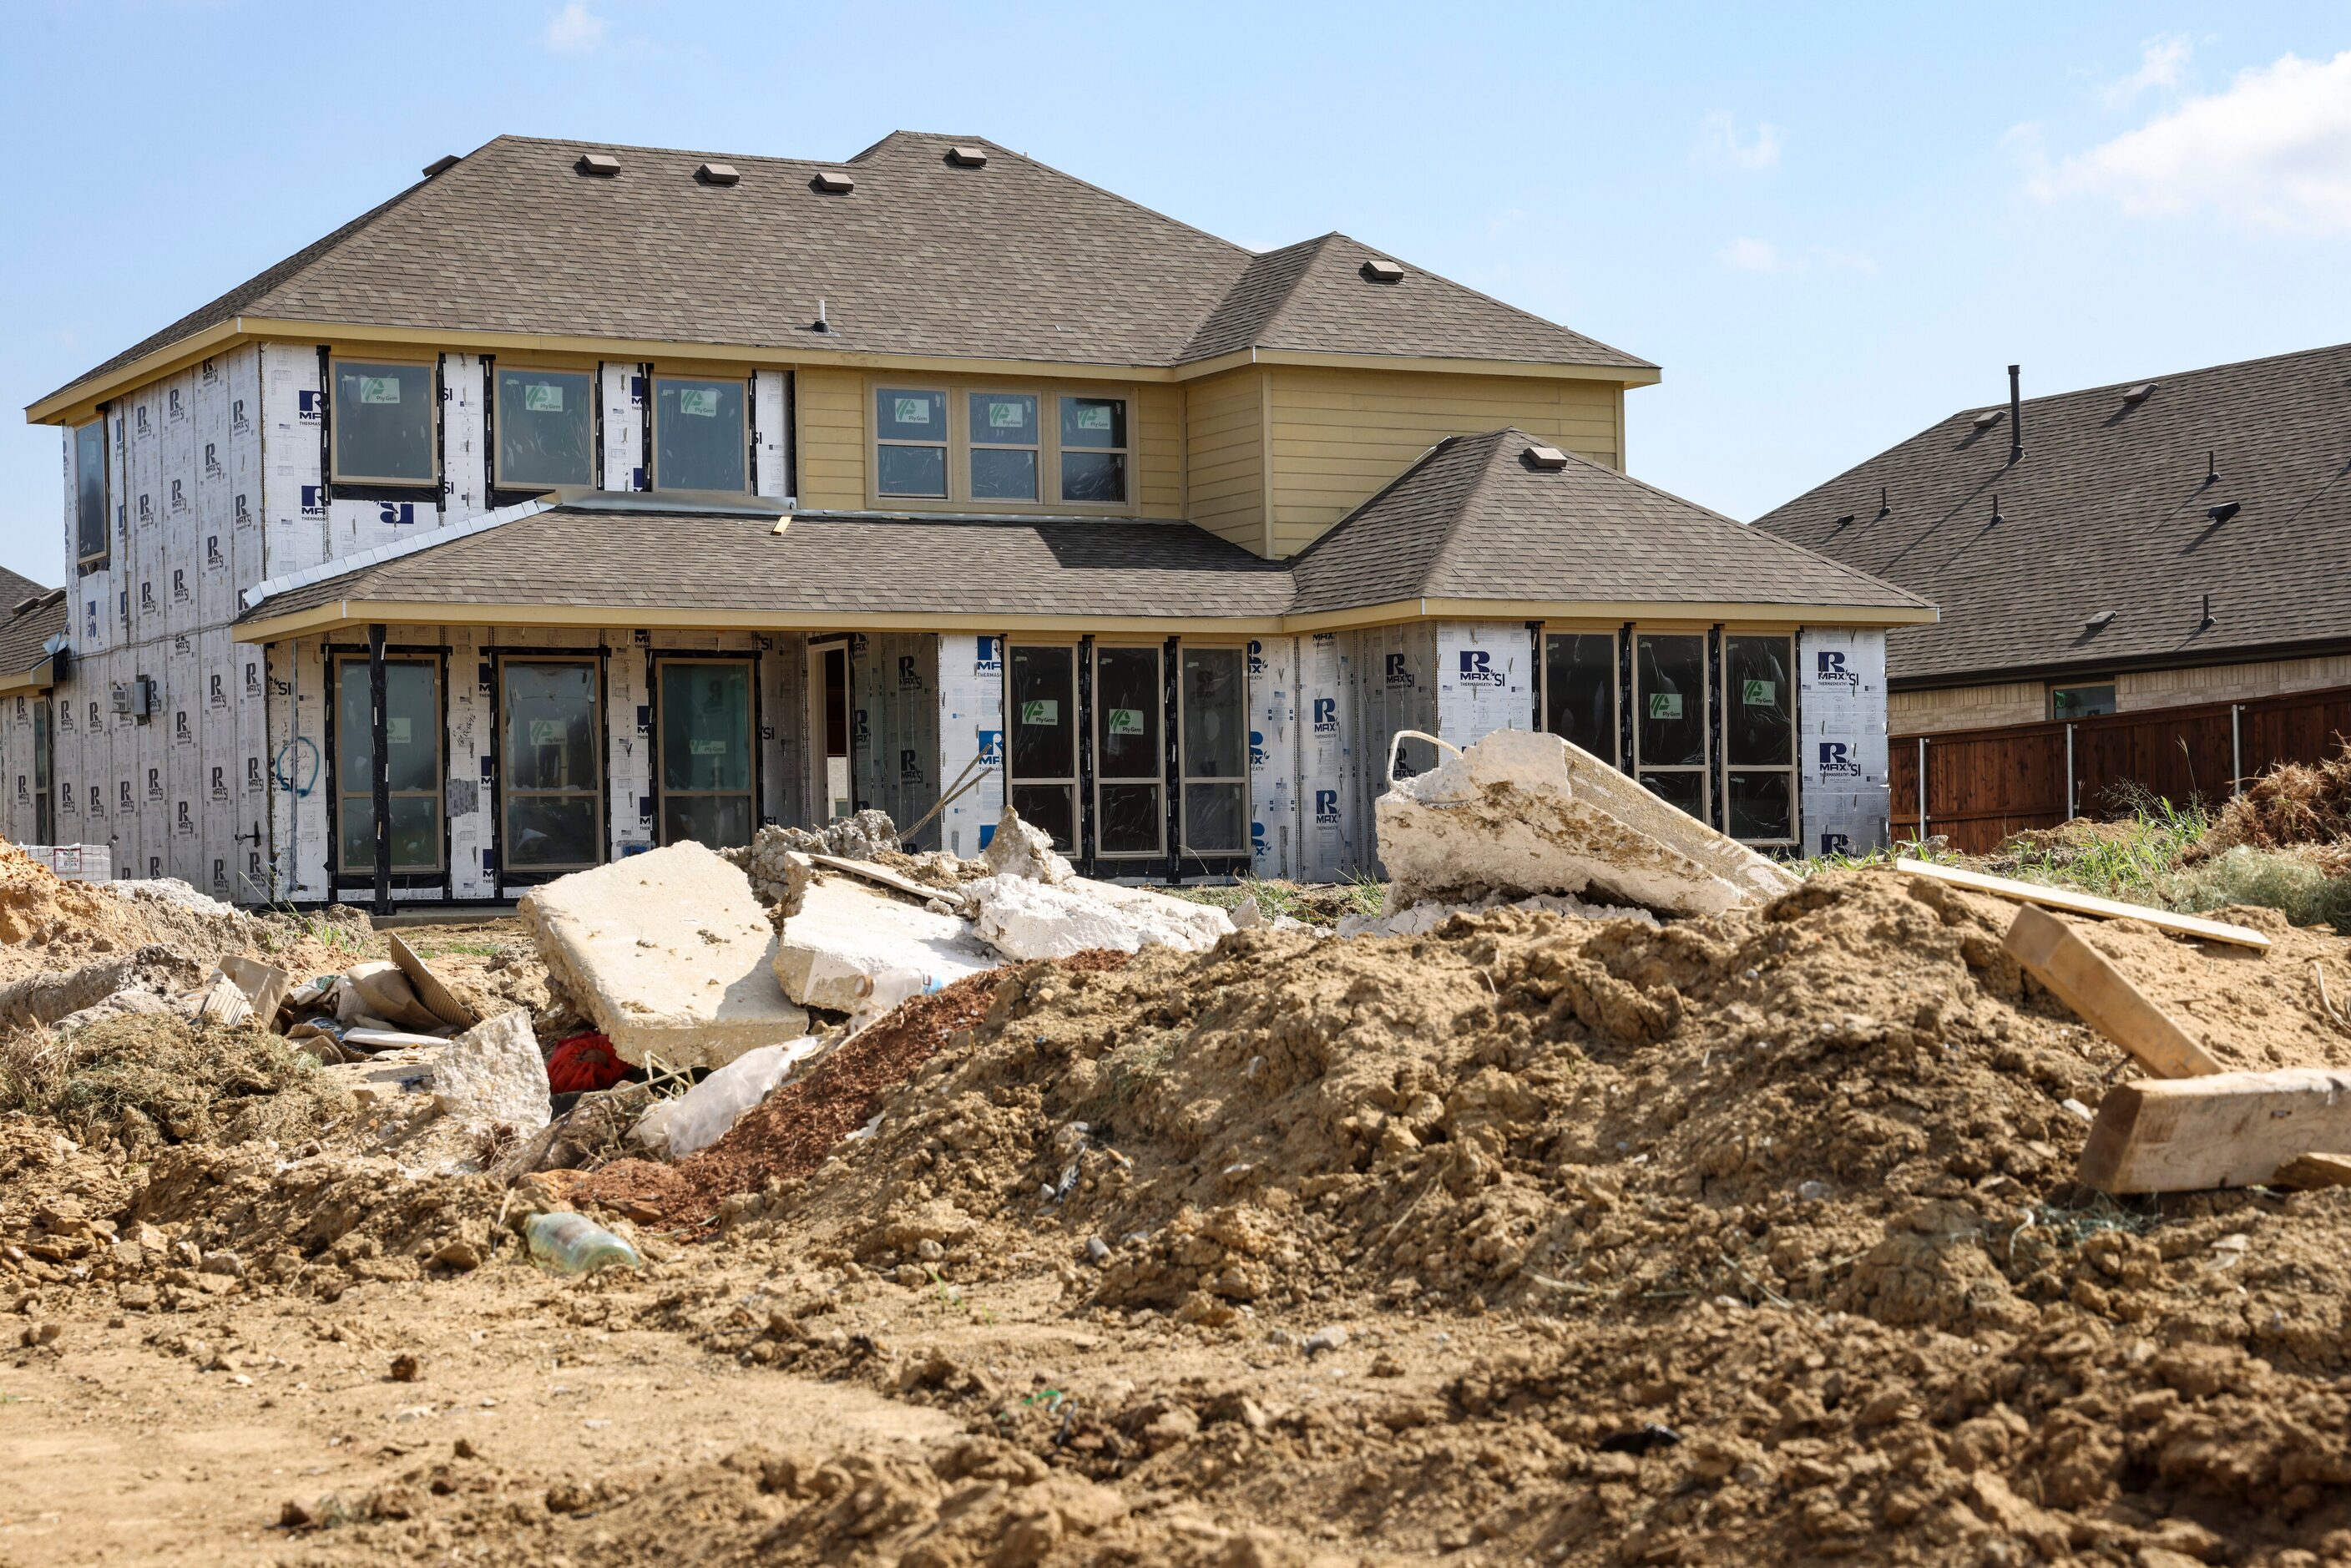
top-left (2193, 743), bottom-right (2351, 865)
top-left (572, 950), bottom-right (1131, 1227)
top-left (690, 866), bottom-right (2351, 1562)
top-left (0, 845), bottom-right (259, 985)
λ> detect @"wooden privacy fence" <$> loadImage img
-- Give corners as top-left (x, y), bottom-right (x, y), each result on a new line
top-left (1892, 683), bottom-right (2351, 853)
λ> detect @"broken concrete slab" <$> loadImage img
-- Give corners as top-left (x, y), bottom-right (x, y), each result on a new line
top-left (964, 875), bottom-right (1235, 962)
top-left (726, 811), bottom-right (902, 903)
top-left (431, 1009), bottom-right (550, 1133)
top-left (773, 876), bottom-right (1000, 1014)
top-left (1374, 729), bottom-right (1799, 917)
top-left (519, 842), bottom-right (810, 1070)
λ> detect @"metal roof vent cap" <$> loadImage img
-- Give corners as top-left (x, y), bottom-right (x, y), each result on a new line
top-left (811, 169), bottom-right (855, 194)
top-left (946, 144), bottom-right (988, 168)
top-left (1524, 443), bottom-right (1570, 469)
top-left (422, 154), bottom-right (460, 179)
top-left (697, 162), bottom-right (741, 186)
top-left (2122, 382), bottom-right (2158, 405)
top-left (2086, 609), bottom-right (2117, 631)
top-left (1362, 258), bottom-right (1405, 284)
top-left (576, 153), bottom-right (621, 177)
top-left (1971, 409), bottom-right (2004, 431)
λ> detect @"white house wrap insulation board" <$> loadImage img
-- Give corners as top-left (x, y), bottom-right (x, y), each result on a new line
top-left (1349, 623), bottom-right (1438, 877)
top-left (854, 634), bottom-right (942, 847)
top-left (1245, 635), bottom-right (1299, 881)
top-left (600, 363), bottom-right (646, 490)
top-left (1295, 630), bottom-right (1358, 883)
top-left (935, 634), bottom-right (1006, 862)
top-left (1435, 622), bottom-right (1538, 751)
top-left (752, 371), bottom-right (790, 499)
top-left (1797, 627), bottom-right (1892, 857)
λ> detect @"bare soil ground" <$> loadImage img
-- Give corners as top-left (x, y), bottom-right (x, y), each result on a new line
top-left (9, 865), bottom-right (2351, 1565)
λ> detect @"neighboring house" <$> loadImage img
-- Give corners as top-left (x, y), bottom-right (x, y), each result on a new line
top-left (0, 566), bottom-right (67, 846)
top-left (18, 132), bottom-right (1926, 904)
top-left (1753, 344), bottom-right (2351, 736)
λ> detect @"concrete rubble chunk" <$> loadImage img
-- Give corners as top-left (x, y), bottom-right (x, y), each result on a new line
top-left (726, 811), bottom-right (900, 903)
top-left (965, 875), bottom-right (1234, 962)
top-left (431, 1009), bottom-right (551, 1132)
top-left (1376, 729), bottom-right (1799, 917)
top-left (774, 876), bottom-right (1001, 1015)
top-left (519, 842), bottom-right (809, 1069)
top-left (982, 808), bottom-right (1074, 885)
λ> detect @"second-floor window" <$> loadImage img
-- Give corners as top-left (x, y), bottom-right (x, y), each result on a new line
top-left (74, 419), bottom-right (107, 564)
top-left (495, 367), bottom-right (595, 488)
top-left (1059, 396), bottom-right (1127, 503)
top-left (876, 388), bottom-right (948, 498)
top-left (872, 385), bottom-right (1131, 509)
top-left (652, 375), bottom-right (747, 492)
top-left (331, 358), bottom-right (439, 485)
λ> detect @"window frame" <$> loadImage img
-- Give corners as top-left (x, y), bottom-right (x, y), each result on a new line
top-left (649, 372), bottom-right (751, 493)
top-left (1539, 625), bottom-right (1622, 769)
top-left (1631, 629), bottom-right (1710, 823)
top-left (873, 386), bottom-right (953, 499)
top-left (2048, 681), bottom-right (2117, 721)
top-left (490, 361), bottom-right (599, 493)
top-left (1720, 630), bottom-right (1797, 847)
top-left (652, 655), bottom-right (758, 850)
top-left (863, 376), bottom-right (1139, 515)
top-left (1176, 640), bottom-right (1251, 860)
top-left (498, 655), bottom-right (605, 875)
top-left (1056, 393), bottom-right (1131, 508)
top-left (327, 355), bottom-right (442, 488)
top-left (33, 699), bottom-right (53, 847)
top-left (1004, 640), bottom-right (1081, 852)
top-left (329, 652), bottom-right (447, 877)
top-left (1091, 640), bottom-right (1165, 861)
top-left (73, 418), bottom-right (109, 567)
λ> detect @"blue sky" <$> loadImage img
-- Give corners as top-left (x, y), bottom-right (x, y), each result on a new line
top-left (5, 3), bottom-right (2349, 584)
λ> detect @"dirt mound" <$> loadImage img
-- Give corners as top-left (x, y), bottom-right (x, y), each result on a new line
top-left (572, 951), bottom-right (1132, 1227)
top-left (2195, 743), bottom-right (2351, 864)
top-left (0, 1012), bottom-right (353, 1150)
top-left (0, 845), bottom-right (258, 985)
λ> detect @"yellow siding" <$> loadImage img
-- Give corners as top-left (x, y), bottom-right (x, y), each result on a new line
top-left (795, 367), bottom-right (864, 510)
top-left (1136, 383), bottom-right (1183, 519)
top-left (1265, 367), bottom-right (1622, 558)
top-left (1184, 369), bottom-right (1266, 554)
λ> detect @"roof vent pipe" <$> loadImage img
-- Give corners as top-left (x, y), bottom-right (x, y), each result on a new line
top-left (812, 299), bottom-right (829, 333)
top-left (2007, 364), bottom-right (2023, 465)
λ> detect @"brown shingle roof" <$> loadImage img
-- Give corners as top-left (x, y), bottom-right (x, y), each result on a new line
top-left (1750, 341), bottom-right (2351, 686)
top-left (0, 569), bottom-right (67, 681)
top-left (51, 134), bottom-right (1648, 406)
top-left (1288, 429), bottom-right (1929, 614)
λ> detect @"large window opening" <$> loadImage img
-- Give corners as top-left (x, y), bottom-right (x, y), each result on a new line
top-left (1543, 632), bottom-right (1619, 765)
top-left (2050, 683), bottom-right (2116, 720)
top-left (1634, 633), bottom-right (1707, 821)
top-left (331, 359), bottom-right (439, 485)
top-left (494, 367), bottom-right (595, 489)
top-left (656, 659), bottom-right (754, 848)
top-left (876, 388), bottom-right (948, 498)
top-left (333, 655), bottom-right (444, 874)
top-left (1059, 396), bottom-right (1128, 504)
top-left (1006, 644), bottom-right (1077, 848)
top-left (1178, 645), bottom-right (1246, 856)
top-left (652, 376), bottom-right (747, 492)
top-left (969, 391), bottom-right (1039, 502)
top-left (73, 421), bottom-right (107, 565)
top-left (1094, 644), bottom-right (1163, 858)
top-left (1723, 635), bottom-right (1795, 844)
top-left (501, 659), bottom-right (601, 872)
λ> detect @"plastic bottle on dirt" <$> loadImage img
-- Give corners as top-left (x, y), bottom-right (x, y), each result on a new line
top-left (523, 1211), bottom-right (642, 1276)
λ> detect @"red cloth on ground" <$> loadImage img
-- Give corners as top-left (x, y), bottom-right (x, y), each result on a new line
top-left (546, 1032), bottom-right (628, 1095)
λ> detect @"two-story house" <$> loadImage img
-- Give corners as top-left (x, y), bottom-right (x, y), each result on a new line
top-left (13, 132), bottom-right (1928, 905)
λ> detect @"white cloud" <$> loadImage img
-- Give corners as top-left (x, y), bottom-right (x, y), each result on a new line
top-left (2032, 49), bottom-right (2351, 230)
top-left (1716, 238), bottom-right (1878, 277)
top-left (542, 3), bottom-right (608, 53)
top-left (1719, 237), bottom-right (1778, 271)
top-left (1692, 111), bottom-right (1786, 172)
top-left (2099, 33), bottom-right (2193, 109)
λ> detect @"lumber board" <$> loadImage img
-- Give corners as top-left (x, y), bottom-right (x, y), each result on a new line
top-left (2075, 1068), bottom-right (2351, 1192)
top-left (1896, 857), bottom-right (2271, 949)
top-left (806, 852), bottom-right (957, 906)
top-left (2000, 905), bottom-right (2224, 1079)
top-left (2273, 1152), bottom-right (2351, 1190)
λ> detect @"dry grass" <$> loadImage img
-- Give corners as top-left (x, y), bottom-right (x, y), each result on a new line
top-left (2193, 745), bottom-right (2351, 862)
top-left (0, 1013), bottom-right (353, 1148)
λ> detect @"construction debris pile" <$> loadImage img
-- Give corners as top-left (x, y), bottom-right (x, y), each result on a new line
top-left (8, 730), bottom-right (2351, 1565)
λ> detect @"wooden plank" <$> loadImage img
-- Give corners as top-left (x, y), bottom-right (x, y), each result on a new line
top-left (2000, 905), bottom-right (2225, 1078)
top-left (1895, 858), bottom-right (2272, 949)
top-left (805, 852), bottom-right (953, 905)
top-left (2077, 1069), bottom-right (2351, 1192)
top-left (2274, 1152), bottom-right (2351, 1190)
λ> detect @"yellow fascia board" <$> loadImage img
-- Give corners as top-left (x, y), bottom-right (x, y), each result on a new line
top-left (0, 668), bottom-right (53, 696)
top-left (238, 593), bottom-right (1934, 645)
top-left (33, 316), bottom-right (1661, 425)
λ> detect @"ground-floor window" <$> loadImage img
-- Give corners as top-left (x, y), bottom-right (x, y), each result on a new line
top-left (333, 654), bottom-right (445, 874)
top-left (32, 700), bottom-right (52, 846)
top-left (1178, 645), bottom-right (1247, 856)
top-left (501, 658), bottom-right (602, 872)
top-left (655, 658), bottom-right (755, 849)
top-left (1543, 632), bottom-right (1618, 764)
top-left (1007, 644), bottom-right (1078, 848)
top-left (1723, 634), bottom-right (1795, 844)
top-left (1093, 643), bottom-right (1163, 859)
top-left (1635, 633), bottom-right (1708, 820)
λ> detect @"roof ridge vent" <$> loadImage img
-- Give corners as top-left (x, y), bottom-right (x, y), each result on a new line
top-left (1523, 443), bottom-right (1569, 469)
top-left (576, 152), bottom-right (621, 178)
top-left (1361, 258), bottom-right (1405, 284)
top-left (2122, 382), bottom-right (2157, 405)
top-left (696, 162), bottom-right (741, 186)
top-left (421, 154), bottom-right (460, 179)
top-left (811, 169), bottom-right (855, 194)
top-left (946, 144), bottom-right (988, 168)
